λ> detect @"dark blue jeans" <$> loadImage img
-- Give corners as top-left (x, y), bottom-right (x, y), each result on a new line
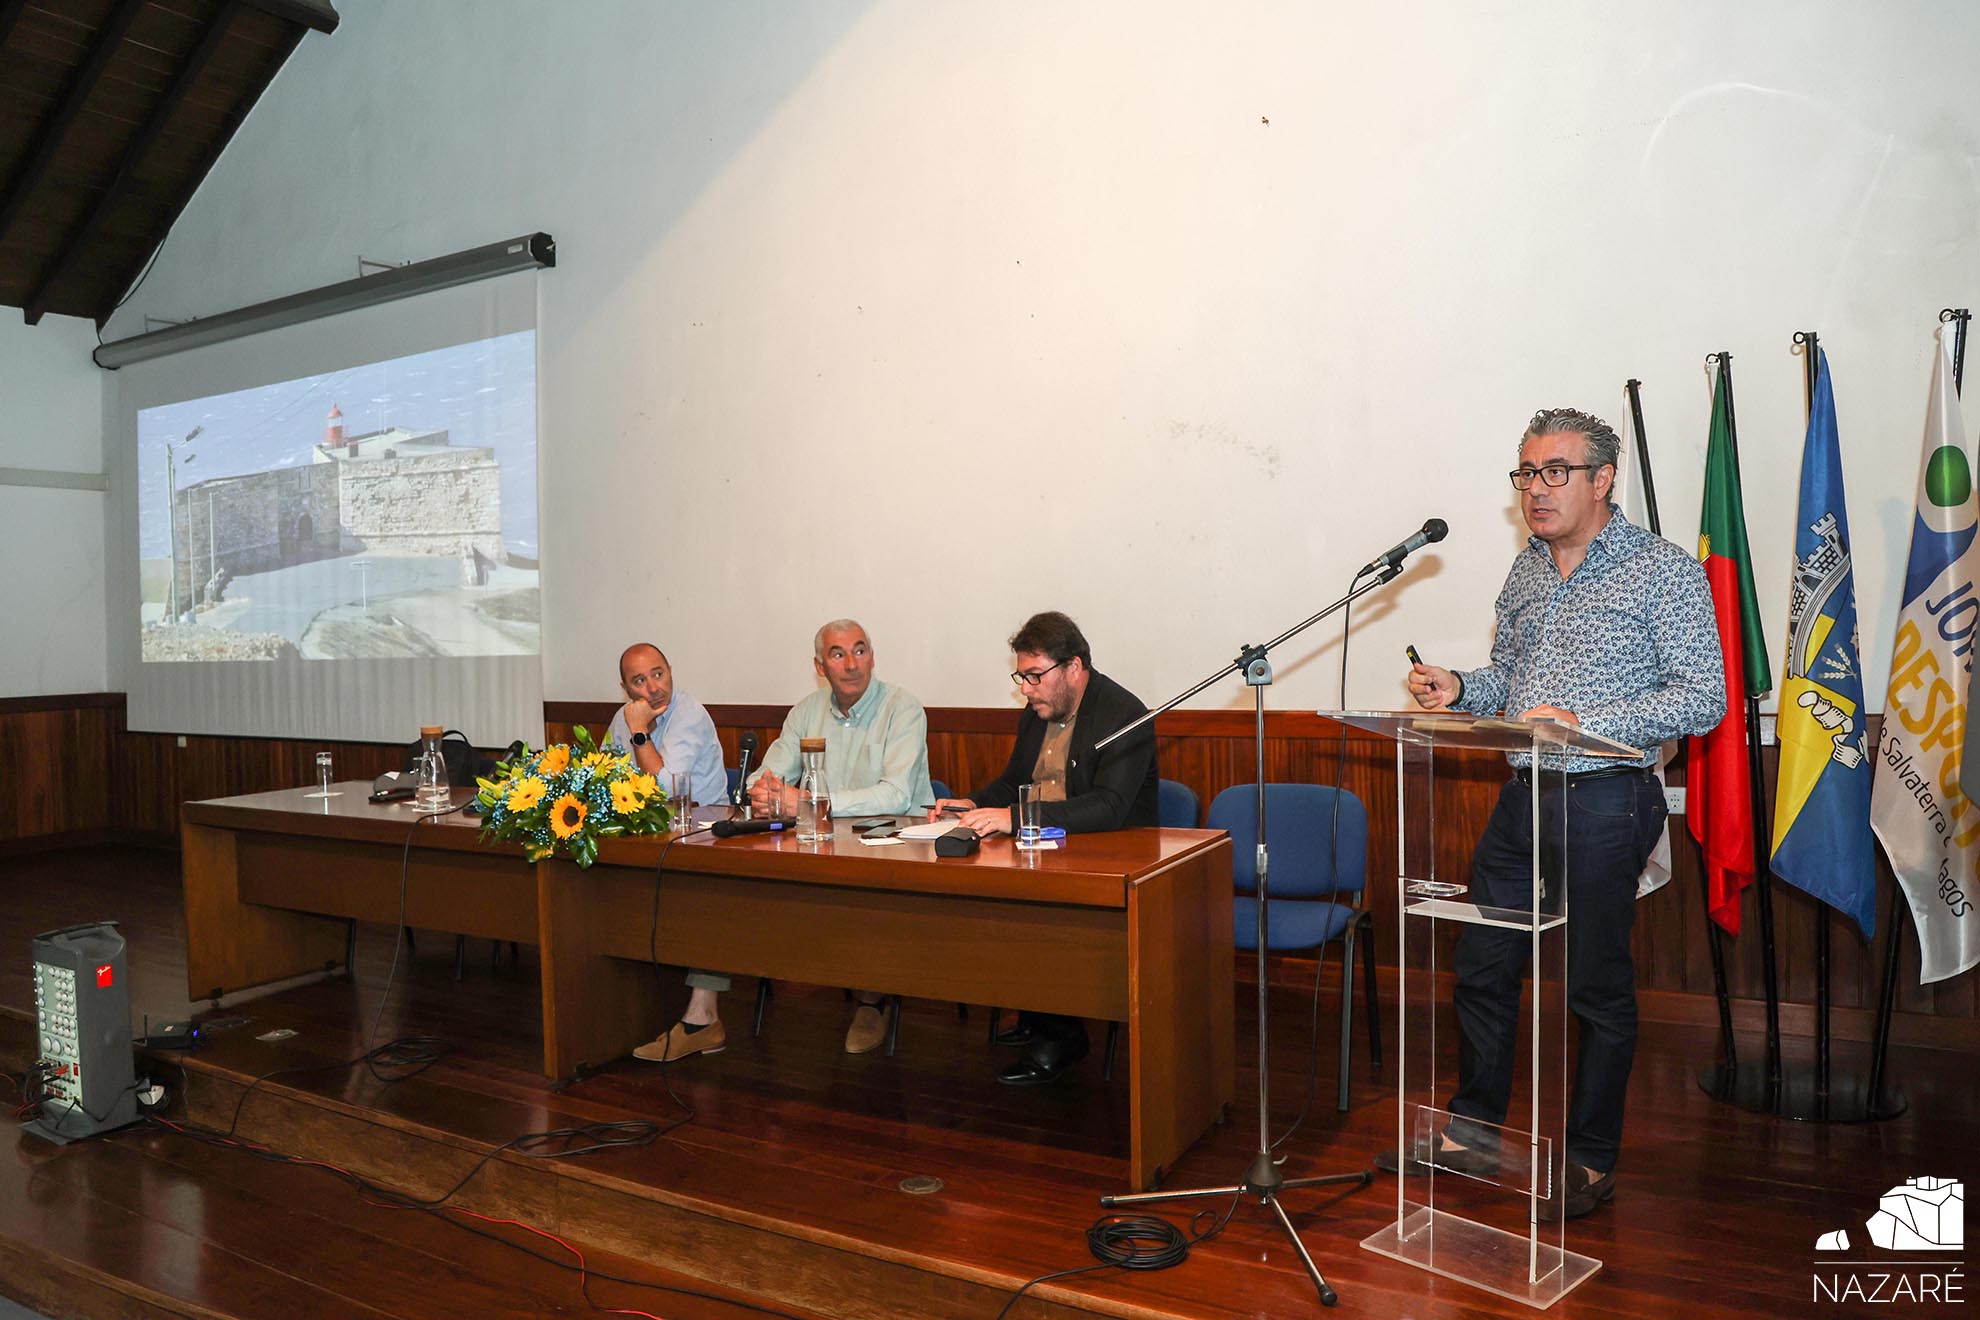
top-left (1447, 769), bottom-right (1666, 1174)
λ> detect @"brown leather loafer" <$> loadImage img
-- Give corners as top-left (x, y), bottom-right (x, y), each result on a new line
top-left (633, 1018), bottom-right (726, 1062)
top-left (845, 1002), bottom-right (889, 1054)
top-left (1540, 1163), bottom-right (1616, 1221)
top-left (1373, 1135), bottom-right (1501, 1179)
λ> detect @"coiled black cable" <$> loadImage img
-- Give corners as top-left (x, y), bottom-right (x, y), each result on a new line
top-left (994, 1193), bottom-right (1241, 1319)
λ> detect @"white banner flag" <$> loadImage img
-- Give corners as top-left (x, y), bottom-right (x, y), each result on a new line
top-left (1870, 328), bottom-right (1980, 984)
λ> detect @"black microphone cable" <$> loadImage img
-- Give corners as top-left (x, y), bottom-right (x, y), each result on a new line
top-left (1270, 564), bottom-right (1365, 1155)
top-left (994, 1191), bottom-right (1244, 1319)
top-left (628, 819), bottom-right (719, 1128)
top-left (366, 798), bottom-right (473, 1051)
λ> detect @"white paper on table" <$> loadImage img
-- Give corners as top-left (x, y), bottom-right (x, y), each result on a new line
top-left (897, 820), bottom-right (960, 840)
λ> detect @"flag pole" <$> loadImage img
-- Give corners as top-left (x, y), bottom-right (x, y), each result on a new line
top-left (1766, 336), bottom-right (1900, 1124)
top-left (1943, 307), bottom-right (1971, 388)
top-left (1625, 380), bottom-right (1663, 537)
top-left (1635, 376), bottom-right (1740, 1074)
top-left (1793, 330), bottom-right (1834, 1113)
top-left (1866, 312), bottom-right (1972, 1110)
top-left (1718, 351), bottom-right (1786, 1092)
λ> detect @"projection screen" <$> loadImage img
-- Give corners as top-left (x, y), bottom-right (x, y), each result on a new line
top-left (107, 272), bottom-right (542, 747)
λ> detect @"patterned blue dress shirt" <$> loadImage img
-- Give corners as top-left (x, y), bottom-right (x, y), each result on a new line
top-left (1455, 506), bottom-right (1726, 771)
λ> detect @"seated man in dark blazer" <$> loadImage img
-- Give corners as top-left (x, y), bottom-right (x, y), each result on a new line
top-left (932, 610), bottom-right (1159, 1084)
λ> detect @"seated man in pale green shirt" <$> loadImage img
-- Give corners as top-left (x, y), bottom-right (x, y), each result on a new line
top-left (750, 619), bottom-right (934, 819)
top-left (736, 619), bottom-right (934, 1053)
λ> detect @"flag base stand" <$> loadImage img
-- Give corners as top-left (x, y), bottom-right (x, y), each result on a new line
top-left (1695, 1064), bottom-right (1905, 1123)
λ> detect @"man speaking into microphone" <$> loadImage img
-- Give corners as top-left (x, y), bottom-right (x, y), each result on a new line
top-left (1383, 408), bottom-right (1723, 1221)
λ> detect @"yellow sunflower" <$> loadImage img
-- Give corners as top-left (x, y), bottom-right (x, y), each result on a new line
top-left (537, 745), bottom-right (572, 777)
top-left (505, 776), bottom-right (548, 813)
top-left (549, 793), bottom-right (588, 840)
top-left (579, 750), bottom-right (613, 771)
top-left (609, 780), bottom-right (646, 814)
top-left (628, 771), bottom-right (658, 800)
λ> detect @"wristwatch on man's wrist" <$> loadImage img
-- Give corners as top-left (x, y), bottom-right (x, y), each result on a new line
top-left (631, 731), bottom-right (649, 746)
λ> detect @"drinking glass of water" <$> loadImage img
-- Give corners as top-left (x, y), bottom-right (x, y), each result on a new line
top-left (306, 750), bottom-right (341, 799)
top-left (1017, 783), bottom-right (1042, 847)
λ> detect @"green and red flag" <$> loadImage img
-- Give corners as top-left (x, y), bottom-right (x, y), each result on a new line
top-left (1688, 359), bottom-right (1773, 934)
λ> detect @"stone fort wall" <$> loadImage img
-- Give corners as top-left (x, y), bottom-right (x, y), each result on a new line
top-left (174, 465), bottom-right (340, 600)
top-left (170, 448), bottom-right (504, 604)
top-left (337, 450), bottom-right (503, 560)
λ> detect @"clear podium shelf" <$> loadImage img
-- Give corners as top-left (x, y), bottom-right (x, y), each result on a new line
top-left (1404, 898), bottom-right (1567, 932)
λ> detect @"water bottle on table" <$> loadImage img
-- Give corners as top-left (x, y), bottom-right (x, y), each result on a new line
top-left (796, 737), bottom-right (831, 842)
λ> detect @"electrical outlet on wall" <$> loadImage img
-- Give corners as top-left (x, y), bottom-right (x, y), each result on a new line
top-left (1664, 787), bottom-right (1685, 814)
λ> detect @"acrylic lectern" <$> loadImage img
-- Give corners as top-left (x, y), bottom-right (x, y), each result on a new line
top-left (1329, 710), bottom-right (1643, 1309)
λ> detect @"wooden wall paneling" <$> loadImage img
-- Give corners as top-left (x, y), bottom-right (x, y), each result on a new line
top-left (8, 694), bottom-right (1971, 1031)
top-left (0, 694), bottom-right (117, 841)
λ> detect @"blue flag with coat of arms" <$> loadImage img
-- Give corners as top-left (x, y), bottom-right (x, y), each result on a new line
top-left (1770, 347), bottom-right (1876, 938)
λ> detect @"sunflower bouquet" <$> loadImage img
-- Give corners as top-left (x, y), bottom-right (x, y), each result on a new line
top-left (472, 725), bottom-right (673, 867)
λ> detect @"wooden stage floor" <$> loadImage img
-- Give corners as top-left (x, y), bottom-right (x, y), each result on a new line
top-left (1, 845), bottom-right (1971, 1318)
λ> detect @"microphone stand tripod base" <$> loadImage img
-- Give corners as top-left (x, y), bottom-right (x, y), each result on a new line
top-left (1090, 567), bottom-right (1401, 1309)
top-left (1101, 1154), bottom-right (1373, 1307)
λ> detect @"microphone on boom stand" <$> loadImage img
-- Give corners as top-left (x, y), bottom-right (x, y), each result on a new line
top-left (1358, 517), bottom-right (1447, 578)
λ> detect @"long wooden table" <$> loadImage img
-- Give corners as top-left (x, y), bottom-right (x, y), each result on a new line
top-left (181, 784), bottom-right (1235, 1188)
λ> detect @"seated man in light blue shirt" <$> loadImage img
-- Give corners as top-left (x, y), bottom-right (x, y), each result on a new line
top-left (604, 643), bottom-right (728, 806)
top-left (746, 618), bottom-right (934, 1054)
top-left (604, 644), bottom-right (728, 1065)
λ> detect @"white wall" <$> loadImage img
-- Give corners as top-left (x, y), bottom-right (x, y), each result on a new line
top-left (102, 0), bottom-right (1980, 715)
top-left (1, 314), bottom-right (106, 696)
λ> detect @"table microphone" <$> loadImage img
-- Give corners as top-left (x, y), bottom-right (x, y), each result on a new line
top-left (934, 826), bottom-right (981, 857)
top-left (1359, 517), bottom-right (1448, 577)
top-left (711, 816), bottom-right (793, 837)
top-left (734, 731), bottom-right (758, 804)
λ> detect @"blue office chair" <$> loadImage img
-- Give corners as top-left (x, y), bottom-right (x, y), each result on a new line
top-left (1207, 783), bottom-right (1382, 1111)
top-left (1158, 778), bottom-right (1199, 828)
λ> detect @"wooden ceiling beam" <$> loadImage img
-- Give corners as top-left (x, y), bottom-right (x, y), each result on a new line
top-left (23, 1), bottom-right (240, 324)
top-left (90, 20), bottom-right (306, 325)
top-left (0, 0), bottom-right (149, 252)
top-left (239, 0), bottom-right (336, 36)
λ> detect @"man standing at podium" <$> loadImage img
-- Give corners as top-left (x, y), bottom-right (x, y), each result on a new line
top-left (1392, 408), bottom-right (1723, 1219)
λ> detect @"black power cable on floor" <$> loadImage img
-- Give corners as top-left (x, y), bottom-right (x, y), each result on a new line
top-left (994, 1193), bottom-right (1244, 1320)
top-left (215, 1035), bottom-right (454, 1140)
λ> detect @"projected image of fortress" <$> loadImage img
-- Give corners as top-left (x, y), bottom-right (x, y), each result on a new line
top-left (138, 332), bottom-right (538, 661)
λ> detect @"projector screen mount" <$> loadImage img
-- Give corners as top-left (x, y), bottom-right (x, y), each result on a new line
top-left (94, 233), bottom-right (556, 370)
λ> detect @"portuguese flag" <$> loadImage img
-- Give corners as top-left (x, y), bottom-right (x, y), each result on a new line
top-left (1688, 360), bottom-right (1772, 935)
